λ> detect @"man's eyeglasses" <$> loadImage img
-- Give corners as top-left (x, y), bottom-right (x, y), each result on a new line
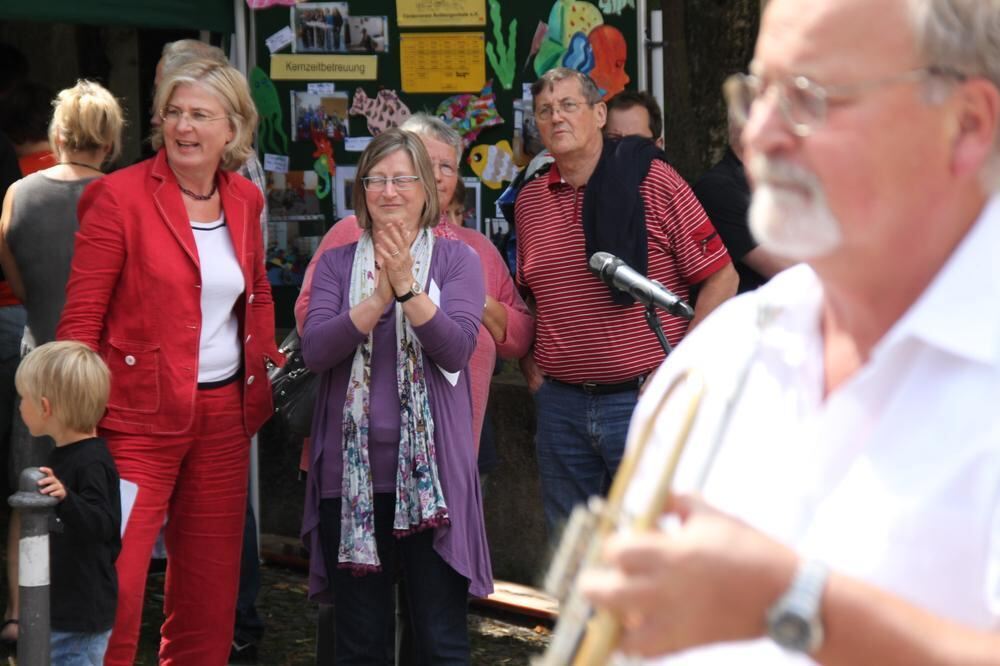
top-left (362, 175), bottom-right (421, 192)
top-left (159, 107), bottom-right (229, 127)
top-left (724, 66), bottom-right (964, 137)
top-left (535, 99), bottom-right (591, 122)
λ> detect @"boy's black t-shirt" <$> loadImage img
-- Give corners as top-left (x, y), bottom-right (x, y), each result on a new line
top-left (48, 436), bottom-right (121, 633)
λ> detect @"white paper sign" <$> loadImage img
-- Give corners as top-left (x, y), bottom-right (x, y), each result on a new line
top-left (19, 535), bottom-right (49, 586)
top-left (345, 136), bottom-right (373, 152)
top-left (428, 280), bottom-right (460, 386)
top-left (265, 26), bottom-right (294, 54)
top-left (307, 82), bottom-right (337, 95)
top-left (120, 479), bottom-right (138, 537)
top-left (263, 153), bottom-right (290, 173)
top-left (490, 217), bottom-right (510, 235)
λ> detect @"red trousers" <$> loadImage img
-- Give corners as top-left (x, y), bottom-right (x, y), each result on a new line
top-left (103, 381), bottom-right (249, 666)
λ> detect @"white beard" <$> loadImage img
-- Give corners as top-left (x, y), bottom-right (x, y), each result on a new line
top-left (747, 155), bottom-right (843, 261)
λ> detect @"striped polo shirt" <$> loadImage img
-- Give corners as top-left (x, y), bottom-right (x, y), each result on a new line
top-left (515, 159), bottom-right (730, 384)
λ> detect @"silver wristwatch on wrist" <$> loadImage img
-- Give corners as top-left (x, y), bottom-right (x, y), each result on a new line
top-left (395, 279), bottom-right (423, 303)
top-left (766, 558), bottom-right (829, 654)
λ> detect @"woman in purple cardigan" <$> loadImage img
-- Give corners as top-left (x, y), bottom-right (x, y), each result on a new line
top-left (301, 128), bottom-right (490, 664)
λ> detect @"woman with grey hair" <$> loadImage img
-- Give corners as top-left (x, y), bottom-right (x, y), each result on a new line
top-left (300, 128), bottom-right (491, 664)
top-left (57, 60), bottom-right (279, 665)
top-left (296, 113), bottom-right (534, 458)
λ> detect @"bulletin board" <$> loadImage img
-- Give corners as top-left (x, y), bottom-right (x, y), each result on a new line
top-left (249, 0), bottom-right (637, 323)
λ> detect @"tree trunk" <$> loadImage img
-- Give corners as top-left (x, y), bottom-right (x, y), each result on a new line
top-left (659, 0), bottom-right (760, 181)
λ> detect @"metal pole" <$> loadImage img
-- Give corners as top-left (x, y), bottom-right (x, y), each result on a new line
top-left (246, 0), bottom-right (267, 560)
top-left (233, 0), bottom-right (249, 76)
top-left (248, 3), bottom-right (258, 72)
top-left (8, 467), bottom-right (58, 666)
top-left (250, 434), bottom-right (260, 559)
top-left (637, 0), bottom-right (648, 91)
top-left (650, 10), bottom-right (666, 126)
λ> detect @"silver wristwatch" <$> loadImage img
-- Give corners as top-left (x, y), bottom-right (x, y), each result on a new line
top-left (395, 279), bottom-right (423, 303)
top-left (766, 559), bottom-right (829, 654)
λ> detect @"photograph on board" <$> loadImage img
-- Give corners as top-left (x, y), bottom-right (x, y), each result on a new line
top-left (267, 170), bottom-right (325, 223)
top-left (461, 176), bottom-right (482, 233)
top-left (291, 2), bottom-right (349, 53)
top-left (290, 90), bottom-right (350, 142)
top-left (335, 166), bottom-right (358, 219)
top-left (346, 16), bottom-right (389, 54)
top-left (265, 225), bottom-right (320, 287)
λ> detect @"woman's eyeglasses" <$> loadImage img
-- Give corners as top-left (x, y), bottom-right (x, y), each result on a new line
top-left (362, 175), bottom-right (421, 192)
top-left (159, 107), bottom-right (228, 127)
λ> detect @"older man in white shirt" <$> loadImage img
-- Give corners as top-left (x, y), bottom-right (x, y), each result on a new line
top-left (578, 0), bottom-right (1000, 664)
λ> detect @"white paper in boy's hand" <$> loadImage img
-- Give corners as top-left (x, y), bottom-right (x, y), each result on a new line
top-left (120, 479), bottom-right (138, 538)
top-left (427, 280), bottom-right (460, 387)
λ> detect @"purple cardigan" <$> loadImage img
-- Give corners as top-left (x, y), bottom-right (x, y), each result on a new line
top-left (301, 237), bottom-right (493, 600)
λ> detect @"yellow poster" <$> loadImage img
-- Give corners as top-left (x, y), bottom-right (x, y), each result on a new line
top-left (397, 0), bottom-right (486, 27)
top-left (270, 55), bottom-right (378, 81)
top-left (400, 33), bottom-right (486, 93)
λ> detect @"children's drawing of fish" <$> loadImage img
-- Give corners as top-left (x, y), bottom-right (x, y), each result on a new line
top-left (349, 88), bottom-right (412, 136)
top-left (467, 140), bottom-right (520, 190)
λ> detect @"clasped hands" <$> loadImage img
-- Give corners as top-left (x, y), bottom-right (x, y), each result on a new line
top-left (372, 222), bottom-right (417, 304)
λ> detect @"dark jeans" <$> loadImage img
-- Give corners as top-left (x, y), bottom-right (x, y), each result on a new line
top-left (0, 304), bottom-right (25, 495)
top-left (235, 494), bottom-right (264, 644)
top-left (533, 379), bottom-right (638, 537)
top-left (318, 495), bottom-right (470, 666)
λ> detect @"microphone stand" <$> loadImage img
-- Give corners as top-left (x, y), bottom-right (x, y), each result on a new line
top-left (644, 302), bottom-right (673, 356)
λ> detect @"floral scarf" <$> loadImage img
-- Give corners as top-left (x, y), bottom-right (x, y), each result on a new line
top-left (339, 227), bottom-right (450, 572)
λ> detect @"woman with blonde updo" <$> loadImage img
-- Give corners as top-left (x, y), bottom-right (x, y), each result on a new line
top-left (0, 78), bottom-right (124, 647)
top-left (57, 60), bottom-right (279, 665)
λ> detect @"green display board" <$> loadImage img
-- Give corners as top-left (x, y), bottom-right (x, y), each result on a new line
top-left (251, 0), bottom-right (637, 316)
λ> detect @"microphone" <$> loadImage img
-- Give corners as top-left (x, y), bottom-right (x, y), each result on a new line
top-left (589, 251), bottom-right (695, 320)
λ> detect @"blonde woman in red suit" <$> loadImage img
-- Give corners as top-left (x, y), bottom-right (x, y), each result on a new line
top-left (56, 60), bottom-right (280, 666)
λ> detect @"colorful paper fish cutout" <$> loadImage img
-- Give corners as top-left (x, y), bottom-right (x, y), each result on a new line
top-left (436, 81), bottom-right (505, 149)
top-left (349, 88), bottom-right (412, 136)
top-left (468, 140), bottom-right (520, 190)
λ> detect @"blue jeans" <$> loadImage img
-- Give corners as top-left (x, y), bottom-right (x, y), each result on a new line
top-left (318, 495), bottom-right (470, 666)
top-left (533, 379), bottom-right (638, 536)
top-left (51, 629), bottom-right (112, 666)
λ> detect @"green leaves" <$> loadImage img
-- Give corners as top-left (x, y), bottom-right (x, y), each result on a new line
top-left (486, 0), bottom-right (517, 90)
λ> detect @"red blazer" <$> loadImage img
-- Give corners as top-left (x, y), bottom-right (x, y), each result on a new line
top-left (57, 149), bottom-right (281, 436)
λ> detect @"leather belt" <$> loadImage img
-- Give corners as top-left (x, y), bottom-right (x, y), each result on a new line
top-left (197, 368), bottom-right (243, 390)
top-left (548, 377), bottom-right (643, 395)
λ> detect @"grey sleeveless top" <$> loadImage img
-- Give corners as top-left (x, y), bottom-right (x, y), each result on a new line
top-left (6, 172), bottom-right (98, 347)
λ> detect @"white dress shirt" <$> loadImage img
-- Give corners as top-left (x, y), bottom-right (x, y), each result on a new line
top-left (623, 196), bottom-right (1000, 665)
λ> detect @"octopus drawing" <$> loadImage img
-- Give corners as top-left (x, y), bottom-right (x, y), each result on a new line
top-left (249, 67), bottom-right (290, 155)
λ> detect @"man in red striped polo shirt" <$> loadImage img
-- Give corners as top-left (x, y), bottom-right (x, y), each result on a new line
top-left (516, 68), bottom-right (738, 536)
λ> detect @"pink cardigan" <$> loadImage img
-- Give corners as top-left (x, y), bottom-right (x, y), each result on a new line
top-left (295, 216), bottom-right (534, 452)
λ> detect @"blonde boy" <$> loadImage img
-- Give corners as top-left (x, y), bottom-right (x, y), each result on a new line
top-left (14, 341), bottom-right (119, 666)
